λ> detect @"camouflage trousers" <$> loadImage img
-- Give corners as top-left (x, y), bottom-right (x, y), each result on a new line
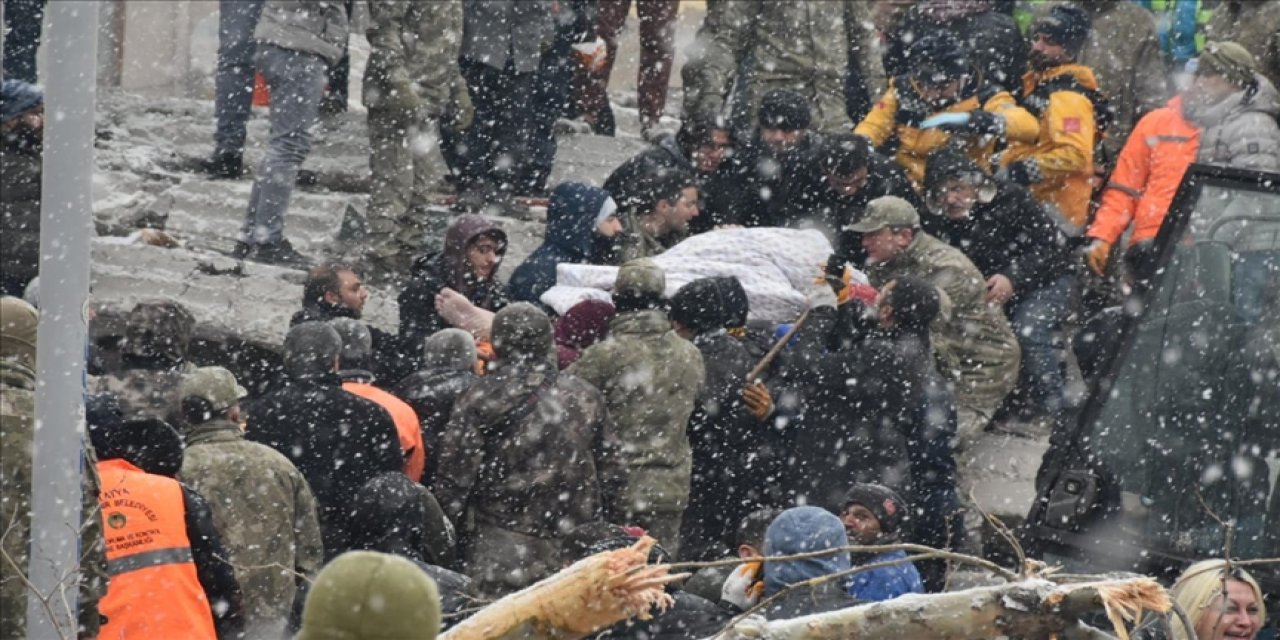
top-left (464, 523), bottom-right (562, 599)
top-left (621, 464), bottom-right (691, 559)
top-left (366, 107), bottom-right (451, 281)
top-left (942, 336), bottom-right (1021, 451)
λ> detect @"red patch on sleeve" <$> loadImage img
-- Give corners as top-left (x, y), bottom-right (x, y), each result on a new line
top-left (1063, 117), bottom-right (1082, 133)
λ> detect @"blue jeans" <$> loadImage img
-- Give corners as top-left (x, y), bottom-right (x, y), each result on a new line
top-left (213, 0), bottom-right (266, 158)
top-left (240, 44), bottom-right (326, 246)
top-left (1011, 274), bottom-right (1074, 415)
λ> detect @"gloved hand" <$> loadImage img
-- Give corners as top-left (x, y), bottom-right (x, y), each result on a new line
top-left (720, 561), bottom-right (764, 612)
top-left (1084, 239), bottom-right (1112, 276)
top-left (806, 283), bottom-right (838, 310)
top-left (742, 383), bottom-right (774, 421)
top-left (919, 112), bottom-right (971, 130)
top-left (383, 79), bottom-right (424, 116)
top-left (572, 37), bottom-right (609, 73)
top-left (1002, 158), bottom-right (1042, 185)
top-left (444, 84), bottom-right (474, 134)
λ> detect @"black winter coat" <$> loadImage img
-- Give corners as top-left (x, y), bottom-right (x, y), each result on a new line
top-left (603, 134), bottom-right (740, 233)
top-left (762, 582), bottom-right (861, 620)
top-left (782, 305), bottom-right (957, 516)
top-left (727, 133), bottom-right (824, 229)
top-left (398, 253), bottom-right (509, 350)
top-left (680, 331), bottom-right (763, 562)
top-left (786, 150), bottom-right (927, 251)
top-left (919, 179), bottom-right (1073, 299)
top-left (244, 373), bottom-right (403, 558)
top-left (390, 367), bottom-right (479, 488)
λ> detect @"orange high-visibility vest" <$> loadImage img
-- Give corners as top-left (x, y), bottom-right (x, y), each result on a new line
top-left (97, 459), bottom-right (217, 640)
top-left (343, 381), bottom-right (426, 483)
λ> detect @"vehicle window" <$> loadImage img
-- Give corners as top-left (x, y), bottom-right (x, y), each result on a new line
top-left (1089, 183), bottom-right (1280, 559)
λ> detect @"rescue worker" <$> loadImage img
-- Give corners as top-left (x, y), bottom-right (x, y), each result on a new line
top-left (246, 322), bottom-right (403, 558)
top-left (90, 410), bottom-right (245, 639)
top-left (669, 277), bottom-right (763, 562)
top-left (435, 303), bottom-right (628, 597)
top-left (1084, 41), bottom-right (1280, 277)
top-left (1204, 0), bottom-right (1280, 89)
top-left (362, 0), bottom-right (473, 282)
top-left (89, 299), bottom-right (197, 428)
top-left (848, 196), bottom-right (1020, 448)
top-left (178, 366), bottom-right (324, 638)
top-left (855, 31), bottom-right (1040, 191)
top-left (1032, 1), bottom-right (1169, 164)
top-left (618, 168), bottom-right (700, 262)
top-left (681, 0), bottom-right (882, 133)
top-left (331, 318), bottom-right (426, 483)
top-left (390, 328), bottom-right (480, 489)
top-left (1, 297), bottom-right (107, 640)
top-left (568, 260), bottom-right (705, 557)
top-left (999, 4), bottom-right (1103, 232)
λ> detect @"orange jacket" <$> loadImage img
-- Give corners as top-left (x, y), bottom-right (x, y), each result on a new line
top-left (97, 459), bottom-right (218, 640)
top-left (1001, 64), bottom-right (1100, 227)
top-left (343, 381), bottom-right (426, 482)
top-left (1086, 97), bottom-right (1200, 246)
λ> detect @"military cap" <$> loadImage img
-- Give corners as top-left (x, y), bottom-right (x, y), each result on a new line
top-left (180, 366), bottom-right (247, 413)
top-left (614, 258), bottom-right (666, 298)
top-left (845, 196), bottom-right (921, 233)
top-left (0, 296), bottom-right (38, 371)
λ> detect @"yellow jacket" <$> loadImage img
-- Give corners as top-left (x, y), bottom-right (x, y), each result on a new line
top-left (854, 78), bottom-right (1039, 189)
top-left (1000, 64), bottom-right (1100, 228)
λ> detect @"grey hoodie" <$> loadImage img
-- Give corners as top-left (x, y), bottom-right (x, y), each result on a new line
top-left (1191, 74), bottom-right (1280, 172)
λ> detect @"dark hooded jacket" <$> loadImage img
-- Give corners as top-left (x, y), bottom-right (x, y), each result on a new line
top-left (399, 215), bottom-right (509, 347)
top-left (434, 304), bottom-right (629, 594)
top-left (670, 278), bottom-right (766, 562)
top-left (782, 302), bottom-right (958, 519)
top-left (761, 507), bottom-right (861, 619)
top-left (244, 372), bottom-right (404, 558)
top-left (884, 3), bottom-right (1026, 91)
top-left (729, 132), bottom-right (824, 229)
top-left (346, 471), bottom-right (458, 570)
top-left (603, 133), bottom-right (740, 233)
top-left (919, 148), bottom-right (1074, 299)
top-left (788, 149), bottom-right (926, 252)
top-left (509, 183), bottom-right (612, 304)
top-left (390, 329), bottom-right (480, 489)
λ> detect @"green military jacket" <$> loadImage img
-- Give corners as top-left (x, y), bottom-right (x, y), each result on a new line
top-left (619, 210), bottom-right (683, 263)
top-left (1, 362), bottom-right (106, 640)
top-left (179, 419), bottom-right (324, 636)
top-left (682, 0), bottom-right (882, 132)
top-left (567, 310), bottom-right (705, 511)
top-left (363, 0), bottom-right (467, 115)
top-left (865, 232), bottom-right (1021, 408)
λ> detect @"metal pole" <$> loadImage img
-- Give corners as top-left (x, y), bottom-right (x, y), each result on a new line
top-left (28, 1), bottom-right (99, 637)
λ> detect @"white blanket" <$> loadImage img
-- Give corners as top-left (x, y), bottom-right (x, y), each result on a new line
top-left (540, 227), bottom-right (843, 323)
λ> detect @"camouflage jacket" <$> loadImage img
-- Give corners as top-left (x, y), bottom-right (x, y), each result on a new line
top-left (179, 419), bottom-right (324, 638)
top-left (568, 310), bottom-right (705, 482)
top-left (88, 361), bottom-right (196, 427)
top-left (1, 362), bottom-right (106, 640)
top-left (435, 363), bottom-right (627, 539)
top-left (865, 233), bottom-right (1020, 403)
top-left (363, 0), bottom-right (467, 115)
top-left (619, 210), bottom-right (683, 263)
top-left (682, 0), bottom-right (882, 132)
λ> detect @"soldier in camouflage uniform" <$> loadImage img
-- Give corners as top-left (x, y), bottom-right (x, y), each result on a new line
top-left (2, 297), bottom-right (106, 640)
top-left (178, 366), bottom-right (324, 638)
top-left (89, 299), bottom-right (197, 427)
top-left (681, 0), bottom-right (883, 133)
top-left (362, 0), bottom-right (473, 282)
top-left (849, 197), bottom-right (1020, 446)
top-left (567, 260), bottom-right (705, 557)
top-left (435, 303), bottom-right (627, 598)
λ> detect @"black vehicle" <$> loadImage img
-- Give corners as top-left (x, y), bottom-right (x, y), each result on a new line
top-left (1026, 164), bottom-right (1280, 611)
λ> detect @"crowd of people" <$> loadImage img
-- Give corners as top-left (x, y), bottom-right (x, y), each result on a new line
top-left (3, 0), bottom-right (1280, 639)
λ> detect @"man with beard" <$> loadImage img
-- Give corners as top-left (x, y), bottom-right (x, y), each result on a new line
top-left (509, 183), bottom-right (624, 304)
top-left (618, 168), bottom-right (700, 262)
top-left (999, 4), bottom-right (1103, 232)
top-left (0, 80), bottom-right (43, 296)
top-left (855, 31), bottom-right (1038, 192)
top-left (294, 263), bottom-right (411, 383)
top-left (1084, 41), bottom-right (1280, 277)
top-left (731, 89), bottom-right (826, 229)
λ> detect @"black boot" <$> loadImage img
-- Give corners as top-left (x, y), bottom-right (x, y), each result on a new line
top-left (198, 152), bottom-right (244, 179)
top-left (249, 238), bottom-right (312, 269)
